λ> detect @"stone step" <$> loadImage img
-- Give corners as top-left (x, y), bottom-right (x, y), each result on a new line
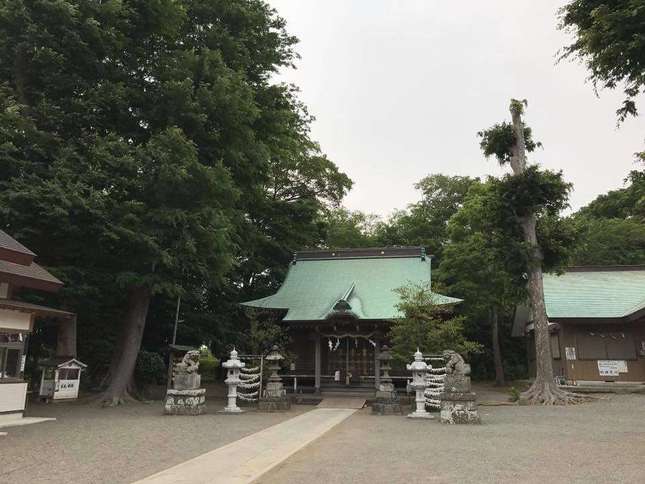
top-left (320, 391), bottom-right (375, 399)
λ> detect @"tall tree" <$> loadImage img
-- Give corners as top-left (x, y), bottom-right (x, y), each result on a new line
top-left (478, 100), bottom-right (584, 404)
top-left (322, 208), bottom-right (379, 248)
top-left (440, 181), bottom-right (528, 386)
top-left (0, 0), bottom-right (349, 403)
top-left (559, 0), bottom-right (645, 122)
top-left (374, 174), bottom-right (478, 263)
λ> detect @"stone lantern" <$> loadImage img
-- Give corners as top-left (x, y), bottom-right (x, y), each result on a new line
top-left (259, 345), bottom-right (290, 411)
top-left (406, 349), bottom-right (432, 419)
top-left (372, 345), bottom-right (401, 415)
top-left (221, 348), bottom-right (245, 413)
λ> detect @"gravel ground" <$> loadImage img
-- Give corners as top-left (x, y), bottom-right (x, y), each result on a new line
top-left (258, 390), bottom-right (645, 484)
top-left (0, 395), bottom-right (308, 484)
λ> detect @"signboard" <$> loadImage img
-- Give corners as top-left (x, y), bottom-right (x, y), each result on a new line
top-left (565, 347), bottom-right (576, 360)
top-left (597, 360), bottom-right (628, 377)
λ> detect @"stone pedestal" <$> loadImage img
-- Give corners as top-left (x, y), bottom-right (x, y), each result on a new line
top-left (439, 391), bottom-right (480, 424)
top-left (372, 389), bottom-right (402, 415)
top-left (174, 373), bottom-right (201, 391)
top-left (258, 396), bottom-right (291, 412)
top-left (164, 388), bottom-right (206, 415)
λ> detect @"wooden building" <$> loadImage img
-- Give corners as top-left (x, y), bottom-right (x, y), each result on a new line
top-left (513, 266), bottom-right (645, 384)
top-left (0, 230), bottom-right (76, 421)
top-left (242, 247), bottom-right (460, 393)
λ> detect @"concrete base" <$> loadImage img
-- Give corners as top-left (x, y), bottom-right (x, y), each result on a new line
top-left (372, 401), bottom-right (402, 415)
top-left (407, 411), bottom-right (433, 419)
top-left (0, 416), bottom-right (56, 429)
top-left (372, 390), bottom-right (402, 415)
top-left (218, 407), bottom-right (244, 414)
top-left (258, 397), bottom-right (291, 412)
top-left (439, 392), bottom-right (480, 424)
top-left (164, 388), bottom-right (206, 415)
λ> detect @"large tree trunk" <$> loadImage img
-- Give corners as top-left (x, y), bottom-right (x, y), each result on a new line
top-left (491, 306), bottom-right (505, 386)
top-left (508, 100), bottom-right (585, 405)
top-left (100, 285), bottom-right (151, 406)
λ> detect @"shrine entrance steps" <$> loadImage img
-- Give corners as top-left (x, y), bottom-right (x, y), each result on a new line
top-left (319, 384), bottom-right (376, 400)
top-left (317, 397), bottom-right (366, 409)
top-left (134, 408), bottom-right (356, 484)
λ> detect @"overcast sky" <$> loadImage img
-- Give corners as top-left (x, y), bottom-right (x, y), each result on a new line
top-left (269, 0), bottom-right (644, 217)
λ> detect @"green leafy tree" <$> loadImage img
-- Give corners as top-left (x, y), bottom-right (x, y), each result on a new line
top-left (559, 0), bottom-right (645, 122)
top-left (478, 100), bottom-right (584, 404)
top-left (0, 0), bottom-right (349, 404)
top-left (440, 181), bottom-right (528, 385)
top-left (577, 169), bottom-right (645, 221)
top-left (322, 207), bottom-right (379, 248)
top-left (389, 284), bottom-right (482, 364)
top-left (374, 174), bottom-right (479, 263)
top-left (571, 218), bottom-right (645, 265)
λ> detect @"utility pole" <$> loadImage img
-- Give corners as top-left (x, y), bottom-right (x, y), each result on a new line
top-left (172, 296), bottom-right (182, 345)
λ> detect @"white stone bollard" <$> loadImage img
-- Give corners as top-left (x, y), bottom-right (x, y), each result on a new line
top-left (221, 348), bottom-right (245, 413)
top-left (406, 349), bottom-right (432, 419)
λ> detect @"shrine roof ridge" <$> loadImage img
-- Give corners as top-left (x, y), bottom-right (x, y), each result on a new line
top-left (294, 246), bottom-right (430, 262)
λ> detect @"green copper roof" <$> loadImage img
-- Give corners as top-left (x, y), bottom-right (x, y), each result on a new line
top-left (544, 268), bottom-right (645, 319)
top-left (242, 248), bottom-right (461, 321)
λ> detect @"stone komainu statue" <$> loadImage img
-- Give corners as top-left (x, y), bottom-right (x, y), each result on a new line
top-left (440, 350), bottom-right (480, 424)
top-left (175, 350), bottom-right (200, 375)
top-left (442, 350), bottom-right (471, 392)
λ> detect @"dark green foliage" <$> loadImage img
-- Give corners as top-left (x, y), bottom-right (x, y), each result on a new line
top-left (244, 309), bottom-right (291, 356)
top-left (389, 284), bottom-right (482, 363)
top-left (559, 0), bottom-right (645, 122)
top-left (199, 350), bottom-right (220, 383)
top-left (322, 208), bottom-right (378, 248)
top-left (571, 217), bottom-right (645, 265)
top-left (0, 0), bottom-right (350, 387)
top-left (477, 122), bottom-right (541, 165)
top-left (374, 175), bottom-right (479, 263)
top-left (570, 165), bottom-right (645, 265)
top-left (135, 350), bottom-right (166, 386)
top-left (577, 169), bottom-right (645, 221)
top-left (494, 166), bottom-right (572, 217)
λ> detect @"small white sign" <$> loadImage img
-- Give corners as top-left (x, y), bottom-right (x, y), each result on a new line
top-left (598, 360), bottom-right (625, 377)
top-left (565, 347), bottom-right (576, 360)
top-left (20, 355), bottom-right (26, 372)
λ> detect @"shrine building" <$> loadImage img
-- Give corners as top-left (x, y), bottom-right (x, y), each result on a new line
top-left (513, 266), bottom-right (645, 384)
top-left (242, 247), bottom-right (460, 393)
top-left (0, 230), bottom-right (77, 422)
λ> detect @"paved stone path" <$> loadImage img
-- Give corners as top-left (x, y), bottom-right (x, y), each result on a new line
top-left (135, 408), bottom-right (356, 484)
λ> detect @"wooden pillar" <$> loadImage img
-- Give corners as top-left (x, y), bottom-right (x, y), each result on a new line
top-left (314, 333), bottom-right (321, 394)
top-left (374, 339), bottom-right (381, 390)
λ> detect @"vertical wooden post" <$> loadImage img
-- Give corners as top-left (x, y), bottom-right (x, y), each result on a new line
top-left (314, 333), bottom-right (321, 394)
top-left (374, 340), bottom-right (381, 390)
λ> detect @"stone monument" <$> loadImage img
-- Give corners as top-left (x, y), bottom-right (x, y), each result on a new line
top-left (406, 349), bottom-right (432, 419)
top-left (439, 350), bottom-right (480, 424)
top-left (164, 350), bottom-right (206, 415)
top-left (372, 345), bottom-right (402, 415)
top-left (259, 345), bottom-right (291, 411)
top-left (221, 348), bottom-right (245, 413)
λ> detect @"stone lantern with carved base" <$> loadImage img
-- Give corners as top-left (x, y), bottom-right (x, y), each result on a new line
top-left (406, 349), bottom-right (432, 419)
top-left (259, 345), bottom-right (291, 412)
top-left (372, 345), bottom-right (402, 415)
top-left (221, 348), bottom-right (245, 413)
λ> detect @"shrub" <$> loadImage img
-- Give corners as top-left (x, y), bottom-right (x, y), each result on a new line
top-left (135, 350), bottom-right (166, 385)
top-left (199, 348), bottom-right (220, 383)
